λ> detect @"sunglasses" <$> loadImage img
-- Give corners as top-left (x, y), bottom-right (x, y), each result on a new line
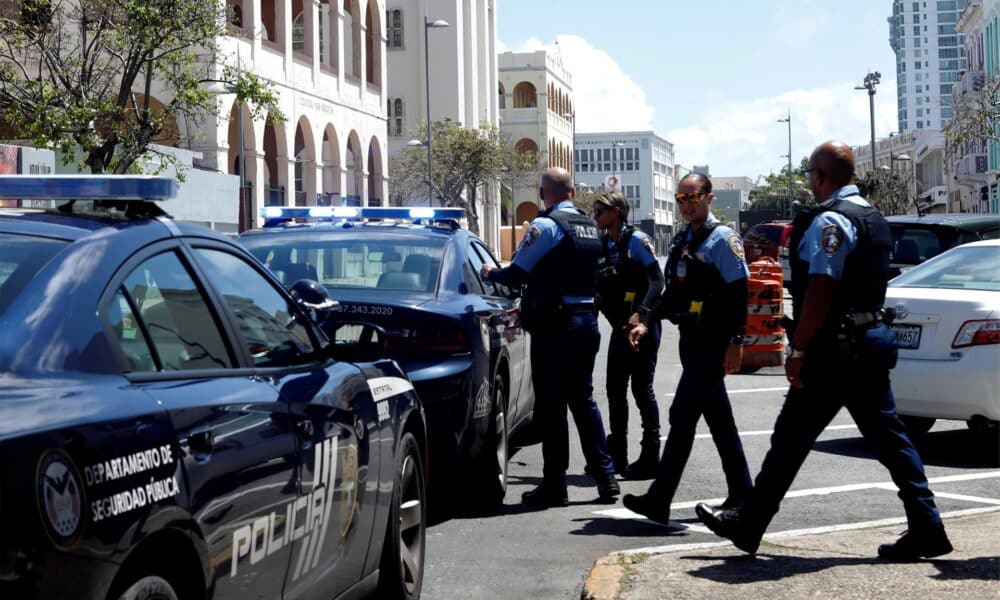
top-left (593, 205), bottom-right (613, 217)
top-left (674, 192), bottom-right (705, 205)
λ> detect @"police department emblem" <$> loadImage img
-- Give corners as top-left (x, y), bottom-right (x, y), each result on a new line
top-left (640, 235), bottom-right (655, 256)
top-left (821, 224), bottom-right (845, 256)
top-left (727, 234), bottom-right (745, 260)
top-left (36, 449), bottom-right (85, 548)
top-left (520, 226), bottom-right (541, 248)
top-left (339, 444), bottom-right (359, 537)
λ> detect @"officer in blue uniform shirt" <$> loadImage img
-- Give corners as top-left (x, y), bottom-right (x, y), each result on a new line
top-left (697, 141), bottom-right (951, 560)
top-left (593, 191), bottom-right (664, 479)
top-left (622, 172), bottom-right (753, 525)
top-left (482, 167), bottom-right (620, 507)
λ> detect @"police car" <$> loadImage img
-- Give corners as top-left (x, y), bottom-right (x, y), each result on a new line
top-left (239, 207), bottom-right (534, 507)
top-left (0, 177), bottom-right (427, 599)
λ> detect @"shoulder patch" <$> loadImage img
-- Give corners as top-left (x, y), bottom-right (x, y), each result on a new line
top-left (640, 235), bottom-right (655, 255)
top-left (821, 224), bottom-right (845, 256)
top-left (727, 234), bottom-right (745, 260)
top-left (521, 225), bottom-right (541, 248)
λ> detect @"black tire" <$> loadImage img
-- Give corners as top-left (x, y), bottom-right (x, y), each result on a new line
top-left (378, 432), bottom-right (426, 600)
top-left (476, 376), bottom-right (509, 507)
top-left (967, 417), bottom-right (1000, 449)
top-left (901, 415), bottom-right (936, 436)
top-left (115, 575), bottom-right (178, 600)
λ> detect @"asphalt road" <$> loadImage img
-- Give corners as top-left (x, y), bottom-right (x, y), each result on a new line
top-left (420, 316), bottom-right (1000, 599)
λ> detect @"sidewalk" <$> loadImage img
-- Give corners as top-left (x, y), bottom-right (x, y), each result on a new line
top-left (582, 510), bottom-right (1000, 600)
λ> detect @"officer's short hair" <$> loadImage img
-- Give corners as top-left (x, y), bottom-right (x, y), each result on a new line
top-left (680, 172), bottom-right (712, 195)
top-left (593, 191), bottom-right (629, 219)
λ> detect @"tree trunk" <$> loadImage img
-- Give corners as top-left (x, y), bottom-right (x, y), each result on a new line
top-left (466, 185), bottom-right (480, 236)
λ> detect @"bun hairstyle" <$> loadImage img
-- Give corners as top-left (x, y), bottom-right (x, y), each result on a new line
top-left (594, 190), bottom-right (630, 221)
top-left (680, 172), bottom-right (713, 194)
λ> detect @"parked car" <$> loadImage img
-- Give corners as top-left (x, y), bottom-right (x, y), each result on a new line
top-left (885, 239), bottom-right (1000, 444)
top-left (887, 213), bottom-right (1000, 277)
top-left (239, 207), bottom-right (534, 507)
top-left (743, 222), bottom-right (792, 284)
top-left (0, 177), bottom-right (427, 599)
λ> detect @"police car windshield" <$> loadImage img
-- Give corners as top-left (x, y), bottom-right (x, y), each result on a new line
top-left (243, 233), bottom-right (447, 294)
top-left (890, 244), bottom-right (1000, 292)
top-left (0, 233), bottom-right (69, 316)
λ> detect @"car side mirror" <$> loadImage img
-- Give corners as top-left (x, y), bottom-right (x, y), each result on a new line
top-left (324, 321), bottom-right (389, 363)
top-left (289, 279), bottom-right (339, 312)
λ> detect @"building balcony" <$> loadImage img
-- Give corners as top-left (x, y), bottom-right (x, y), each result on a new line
top-left (953, 69), bottom-right (985, 95)
top-left (954, 152), bottom-right (990, 180)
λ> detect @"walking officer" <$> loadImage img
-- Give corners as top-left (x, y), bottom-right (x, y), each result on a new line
top-left (482, 167), bottom-right (620, 507)
top-left (593, 191), bottom-right (664, 479)
top-left (622, 172), bottom-right (752, 525)
top-left (697, 141), bottom-right (952, 560)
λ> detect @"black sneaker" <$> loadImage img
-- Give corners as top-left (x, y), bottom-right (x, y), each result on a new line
top-left (521, 482), bottom-right (569, 507)
top-left (596, 476), bottom-right (620, 501)
top-left (877, 526), bottom-right (953, 561)
top-left (695, 502), bottom-right (761, 554)
top-left (623, 493), bottom-right (671, 526)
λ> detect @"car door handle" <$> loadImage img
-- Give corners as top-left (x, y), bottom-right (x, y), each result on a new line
top-left (296, 420), bottom-right (315, 441)
top-left (188, 429), bottom-right (214, 454)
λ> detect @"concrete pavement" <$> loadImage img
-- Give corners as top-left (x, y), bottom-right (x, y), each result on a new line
top-left (581, 510), bottom-right (1000, 599)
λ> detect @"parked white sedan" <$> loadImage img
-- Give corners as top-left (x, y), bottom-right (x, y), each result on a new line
top-left (886, 239), bottom-right (1000, 441)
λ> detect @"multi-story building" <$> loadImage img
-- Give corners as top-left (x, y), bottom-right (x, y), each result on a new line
top-left (985, 0), bottom-right (1000, 212)
top-left (852, 131), bottom-right (921, 213)
top-left (574, 131), bottom-right (677, 252)
top-left (952, 0), bottom-right (992, 212)
top-left (913, 129), bottom-right (955, 211)
top-left (497, 50), bottom-right (574, 242)
top-left (385, 0), bottom-right (501, 249)
top-left (709, 176), bottom-right (754, 227)
top-left (889, 0), bottom-right (969, 132)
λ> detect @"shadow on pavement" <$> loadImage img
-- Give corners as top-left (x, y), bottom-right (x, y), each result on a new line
top-left (813, 428), bottom-right (999, 468)
top-left (684, 552), bottom-right (999, 584)
top-left (568, 515), bottom-right (693, 538)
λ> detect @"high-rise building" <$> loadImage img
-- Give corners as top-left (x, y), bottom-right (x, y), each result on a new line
top-left (889, 0), bottom-right (969, 132)
top-left (985, 0), bottom-right (1000, 212)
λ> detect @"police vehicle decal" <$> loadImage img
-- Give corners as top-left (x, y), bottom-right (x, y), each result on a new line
top-left (339, 443), bottom-right (359, 537)
top-left (36, 449), bottom-right (86, 549)
top-left (822, 224), bottom-right (845, 256)
top-left (84, 445), bottom-right (180, 524)
top-left (368, 376), bottom-right (414, 423)
top-left (728, 234), bottom-right (745, 260)
top-left (472, 376), bottom-right (491, 419)
top-left (232, 437), bottom-right (339, 580)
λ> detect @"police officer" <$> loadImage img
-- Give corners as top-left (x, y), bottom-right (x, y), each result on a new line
top-left (696, 141), bottom-right (952, 560)
top-left (481, 167), bottom-right (620, 506)
top-left (593, 191), bottom-right (664, 479)
top-left (622, 172), bottom-right (753, 525)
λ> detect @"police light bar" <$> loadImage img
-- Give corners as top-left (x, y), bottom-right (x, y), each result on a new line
top-left (261, 206), bottom-right (466, 227)
top-left (0, 175), bottom-right (177, 201)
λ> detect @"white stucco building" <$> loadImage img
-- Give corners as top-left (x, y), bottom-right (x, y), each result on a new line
top-left (384, 0), bottom-right (501, 249)
top-left (574, 131), bottom-right (677, 253)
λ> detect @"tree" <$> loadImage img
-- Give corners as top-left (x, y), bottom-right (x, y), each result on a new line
top-left (748, 159), bottom-right (813, 216)
top-left (391, 119), bottom-right (538, 235)
top-left (0, 0), bottom-right (282, 175)
top-left (856, 167), bottom-right (914, 216)
top-left (943, 74), bottom-right (1000, 171)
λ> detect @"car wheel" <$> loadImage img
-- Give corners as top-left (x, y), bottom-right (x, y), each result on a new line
top-left (378, 432), bottom-right (425, 600)
top-left (477, 376), bottom-right (509, 506)
top-left (116, 575), bottom-right (178, 600)
top-left (967, 417), bottom-right (1000, 449)
top-left (901, 415), bottom-right (935, 436)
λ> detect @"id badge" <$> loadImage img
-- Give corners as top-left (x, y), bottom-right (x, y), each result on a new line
top-left (689, 300), bottom-right (703, 315)
top-left (624, 291), bottom-right (636, 302)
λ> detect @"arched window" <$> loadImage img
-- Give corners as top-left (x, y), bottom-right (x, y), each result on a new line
top-left (387, 98), bottom-right (404, 136)
top-left (513, 82), bottom-right (537, 108)
top-left (387, 8), bottom-right (403, 48)
top-left (515, 138), bottom-right (538, 155)
top-left (293, 12), bottom-right (304, 54)
top-left (498, 82), bottom-right (505, 109)
top-left (230, 3), bottom-right (243, 28)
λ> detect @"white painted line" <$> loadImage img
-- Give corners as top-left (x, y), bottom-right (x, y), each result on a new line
top-left (617, 506), bottom-right (1000, 556)
top-left (664, 386), bottom-right (788, 398)
top-left (667, 423), bottom-right (859, 442)
top-left (930, 491), bottom-right (1000, 505)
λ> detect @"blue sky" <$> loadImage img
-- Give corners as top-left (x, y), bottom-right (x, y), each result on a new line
top-left (497, 0), bottom-right (900, 180)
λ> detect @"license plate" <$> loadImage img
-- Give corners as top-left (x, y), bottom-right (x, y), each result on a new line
top-left (891, 324), bottom-right (921, 349)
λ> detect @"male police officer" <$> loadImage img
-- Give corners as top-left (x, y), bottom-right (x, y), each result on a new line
top-left (696, 141), bottom-right (952, 560)
top-left (593, 191), bottom-right (664, 479)
top-left (622, 172), bottom-right (752, 525)
top-left (482, 167), bottom-right (620, 506)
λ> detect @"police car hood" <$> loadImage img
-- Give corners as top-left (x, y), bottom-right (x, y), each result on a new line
top-left (0, 374), bottom-right (155, 440)
top-left (327, 288), bottom-right (436, 307)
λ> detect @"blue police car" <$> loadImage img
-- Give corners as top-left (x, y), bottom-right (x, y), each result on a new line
top-left (239, 207), bottom-right (535, 506)
top-left (0, 177), bottom-right (427, 599)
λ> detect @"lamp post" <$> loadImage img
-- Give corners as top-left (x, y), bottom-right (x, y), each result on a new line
top-left (204, 47), bottom-right (248, 230)
top-left (855, 71), bottom-right (882, 173)
top-left (611, 141), bottom-right (624, 187)
top-left (422, 16), bottom-right (449, 206)
top-left (777, 109), bottom-right (792, 219)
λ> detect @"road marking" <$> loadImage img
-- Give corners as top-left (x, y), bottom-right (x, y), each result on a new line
top-left (615, 506), bottom-right (1000, 556)
top-left (663, 423), bottom-right (860, 442)
top-left (928, 492), bottom-right (1000, 505)
top-left (664, 386), bottom-right (788, 398)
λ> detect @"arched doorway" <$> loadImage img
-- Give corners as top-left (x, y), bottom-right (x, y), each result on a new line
top-left (345, 130), bottom-right (363, 205)
top-left (321, 124), bottom-right (341, 205)
top-left (367, 135), bottom-right (383, 206)
top-left (293, 116), bottom-right (316, 205)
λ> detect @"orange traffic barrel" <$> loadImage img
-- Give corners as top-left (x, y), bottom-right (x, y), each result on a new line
top-left (742, 258), bottom-right (785, 370)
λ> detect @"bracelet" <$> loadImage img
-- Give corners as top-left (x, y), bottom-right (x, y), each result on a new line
top-left (789, 348), bottom-right (805, 359)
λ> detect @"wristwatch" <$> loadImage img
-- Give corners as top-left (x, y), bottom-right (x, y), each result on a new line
top-left (730, 334), bottom-right (745, 346)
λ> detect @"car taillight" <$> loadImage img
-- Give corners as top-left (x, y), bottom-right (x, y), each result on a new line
top-left (387, 327), bottom-right (469, 356)
top-left (952, 320), bottom-right (1000, 348)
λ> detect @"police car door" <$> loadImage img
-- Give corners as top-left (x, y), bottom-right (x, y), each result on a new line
top-left (114, 245), bottom-right (298, 599)
top-left (187, 245), bottom-right (378, 598)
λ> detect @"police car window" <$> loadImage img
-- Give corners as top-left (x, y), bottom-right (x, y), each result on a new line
top-left (107, 288), bottom-right (156, 372)
top-left (0, 233), bottom-right (68, 317)
top-left (470, 241), bottom-right (511, 297)
top-left (194, 249), bottom-right (316, 368)
top-left (463, 260), bottom-right (486, 296)
top-left (122, 252), bottom-right (233, 371)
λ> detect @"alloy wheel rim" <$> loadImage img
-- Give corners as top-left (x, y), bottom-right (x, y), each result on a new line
top-left (398, 453), bottom-right (424, 594)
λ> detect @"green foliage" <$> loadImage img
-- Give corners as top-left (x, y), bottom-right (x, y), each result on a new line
top-left (0, 0), bottom-right (282, 175)
top-left (856, 168), bottom-right (914, 216)
top-left (943, 75), bottom-right (999, 172)
top-left (748, 158), bottom-right (813, 216)
top-left (391, 119), bottom-right (540, 235)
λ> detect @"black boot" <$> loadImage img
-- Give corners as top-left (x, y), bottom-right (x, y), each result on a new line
top-left (625, 437), bottom-right (660, 480)
top-left (607, 433), bottom-right (628, 475)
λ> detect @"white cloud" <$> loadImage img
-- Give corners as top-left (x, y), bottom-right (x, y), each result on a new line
top-left (510, 35), bottom-right (655, 132)
top-left (669, 79), bottom-right (899, 178)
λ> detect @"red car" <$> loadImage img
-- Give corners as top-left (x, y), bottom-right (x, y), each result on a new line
top-left (744, 222), bottom-right (792, 285)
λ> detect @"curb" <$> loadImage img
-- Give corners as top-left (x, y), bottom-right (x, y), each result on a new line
top-left (580, 554), bottom-right (628, 600)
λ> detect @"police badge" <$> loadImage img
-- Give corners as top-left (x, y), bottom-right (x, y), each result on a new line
top-left (727, 234), bottom-right (745, 260)
top-left (36, 449), bottom-right (86, 548)
top-left (821, 224), bottom-right (844, 256)
top-left (520, 225), bottom-right (541, 248)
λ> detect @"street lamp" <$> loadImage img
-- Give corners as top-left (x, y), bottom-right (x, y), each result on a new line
top-left (611, 141), bottom-right (624, 185)
top-left (855, 71), bottom-right (882, 172)
top-left (777, 109), bottom-right (792, 219)
top-left (204, 47), bottom-right (248, 230)
top-left (421, 16), bottom-right (449, 206)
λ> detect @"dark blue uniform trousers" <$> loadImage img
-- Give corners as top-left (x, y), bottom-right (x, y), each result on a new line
top-left (646, 330), bottom-right (752, 505)
top-left (741, 325), bottom-right (942, 539)
top-left (530, 312), bottom-right (615, 486)
top-left (606, 322), bottom-right (661, 442)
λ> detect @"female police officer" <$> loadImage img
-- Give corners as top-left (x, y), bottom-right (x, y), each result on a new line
top-left (593, 191), bottom-right (664, 479)
top-left (622, 172), bottom-right (752, 525)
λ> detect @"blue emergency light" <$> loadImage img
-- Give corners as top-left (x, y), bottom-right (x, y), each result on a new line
top-left (261, 205), bottom-right (466, 228)
top-left (0, 175), bottom-right (177, 201)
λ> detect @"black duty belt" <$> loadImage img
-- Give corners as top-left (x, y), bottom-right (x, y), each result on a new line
top-left (561, 303), bottom-right (596, 315)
